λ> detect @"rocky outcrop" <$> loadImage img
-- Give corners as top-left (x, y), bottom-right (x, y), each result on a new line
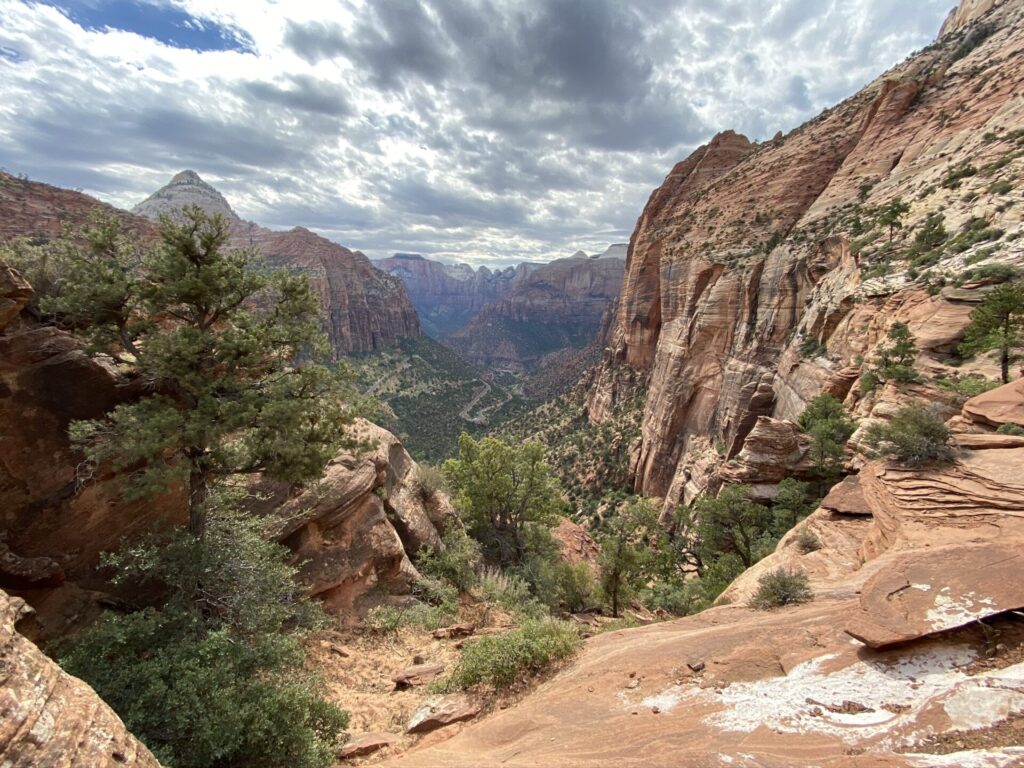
top-left (716, 416), bottom-right (816, 496)
top-left (373, 253), bottom-right (534, 339)
top-left (962, 378), bottom-right (1024, 428)
top-left (450, 251), bottom-right (625, 372)
top-left (382, 435), bottom-right (1024, 767)
top-left (0, 270), bottom-right (186, 640)
top-left (587, 0), bottom-right (1024, 510)
top-left (0, 268), bottom-right (445, 635)
top-left (0, 589), bottom-right (160, 767)
top-left (251, 420), bottom-right (452, 618)
top-left (133, 171), bottom-right (420, 357)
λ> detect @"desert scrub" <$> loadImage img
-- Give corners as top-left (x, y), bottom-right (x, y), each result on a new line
top-left (796, 527), bottom-right (822, 554)
top-left (749, 568), bottom-right (813, 609)
top-left (996, 423), bottom-right (1024, 436)
top-left (863, 404), bottom-right (953, 466)
top-left (437, 619), bottom-right (581, 691)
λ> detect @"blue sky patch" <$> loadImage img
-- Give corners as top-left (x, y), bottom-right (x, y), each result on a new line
top-left (42, 1), bottom-right (255, 53)
top-left (0, 45), bottom-right (25, 62)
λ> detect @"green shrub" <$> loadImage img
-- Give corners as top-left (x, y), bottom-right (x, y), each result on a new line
top-left (366, 598), bottom-right (457, 633)
top-left (796, 527), bottom-right (822, 554)
top-left (477, 566), bottom-right (545, 619)
top-left (967, 263), bottom-right (1020, 283)
top-left (411, 463), bottom-right (447, 501)
top-left (934, 373), bottom-right (1000, 399)
top-left (554, 562), bottom-right (596, 613)
top-left (859, 370), bottom-right (879, 396)
top-left (799, 336), bottom-right (827, 358)
top-left (864, 404), bottom-right (953, 465)
top-left (749, 568), bottom-right (813, 609)
top-left (996, 423), bottom-right (1024, 436)
top-left (59, 507), bottom-right (346, 768)
top-left (950, 21), bottom-right (995, 62)
top-left (416, 527), bottom-right (482, 593)
top-left (438, 619), bottom-right (581, 691)
top-left (642, 581), bottom-right (702, 615)
top-left (989, 179), bottom-right (1013, 195)
top-left (941, 162), bottom-right (977, 189)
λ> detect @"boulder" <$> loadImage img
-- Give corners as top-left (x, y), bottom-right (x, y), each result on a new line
top-left (552, 518), bottom-right (600, 570)
top-left (406, 694), bottom-right (482, 735)
top-left (820, 475), bottom-right (873, 516)
top-left (0, 264), bottom-right (32, 330)
top-left (0, 589), bottom-right (160, 766)
top-left (338, 732), bottom-right (397, 760)
top-left (392, 663), bottom-right (446, 689)
top-left (962, 377), bottom-right (1024, 429)
top-left (845, 543), bottom-right (1024, 648)
top-left (432, 623), bottom-right (476, 640)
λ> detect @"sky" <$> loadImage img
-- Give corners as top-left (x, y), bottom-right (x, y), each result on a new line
top-left (0, 0), bottom-right (953, 267)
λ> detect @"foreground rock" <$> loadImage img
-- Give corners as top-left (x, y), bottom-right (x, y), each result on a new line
top-left (393, 663), bottom-right (446, 689)
top-left (406, 694), bottom-right (483, 735)
top-left (338, 732), bottom-right (397, 760)
top-left (963, 378), bottom-right (1024, 429)
top-left (846, 543), bottom-right (1024, 648)
top-left (0, 589), bottom-right (160, 767)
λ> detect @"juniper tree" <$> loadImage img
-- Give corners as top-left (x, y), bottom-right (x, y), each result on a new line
top-left (960, 281), bottom-right (1024, 383)
top-left (46, 207), bottom-right (362, 537)
top-left (597, 498), bottom-right (658, 618)
top-left (877, 198), bottom-right (910, 244)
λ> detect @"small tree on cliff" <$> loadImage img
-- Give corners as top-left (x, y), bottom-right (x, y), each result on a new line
top-left (597, 498), bottom-right (658, 618)
top-left (959, 281), bottom-right (1024, 383)
top-left (48, 207), bottom-right (362, 537)
top-left (443, 433), bottom-right (563, 569)
top-left (877, 198), bottom-right (910, 244)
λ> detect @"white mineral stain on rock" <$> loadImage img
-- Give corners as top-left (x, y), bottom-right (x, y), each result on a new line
top-left (926, 587), bottom-right (997, 632)
top-left (942, 661), bottom-right (1024, 730)
top-left (904, 748), bottom-right (1024, 767)
top-left (705, 646), bottom-right (977, 743)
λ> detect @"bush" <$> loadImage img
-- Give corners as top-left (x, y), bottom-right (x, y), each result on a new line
top-left (477, 566), bottom-right (545, 619)
top-left (411, 464), bottom-right (447, 501)
top-left (796, 527), bottom-right (822, 554)
top-left (934, 373), bottom-right (1000, 400)
top-left (749, 568), bottom-right (813, 609)
top-left (859, 370), bottom-right (879, 396)
top-left (438, 619), bottom-right (581, 691)
top-left (996, 423), bottom-right (1024, 436)
top-left (799, 336), bottom-right (827, 358)
top-left (416, 527), bottom-right (482, 593)
top-left (989, 179), bottom-right (1014, 195)
top-left (554, 562), bottom-right (596, 613)
top-left (967, 263), bottom-right (1020, 283)
top-left (59, 507), bottom-right (346, 768)
top-left (366, 598), bottom-right (457, 633)
top-left (864, 404), bottom-right (953, 466)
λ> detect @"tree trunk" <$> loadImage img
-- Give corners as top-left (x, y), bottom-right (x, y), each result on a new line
top-left (1002, 346), bottom-right (1010, 384)
top-left (188, 463), bottom-right (208, 538)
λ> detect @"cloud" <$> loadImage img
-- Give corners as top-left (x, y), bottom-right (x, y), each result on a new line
top-left (0, 0), bottom-right (952, 267)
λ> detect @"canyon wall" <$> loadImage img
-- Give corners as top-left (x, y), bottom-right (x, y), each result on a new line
top-left (373, 253), bottom-right (534, 339)
top-left (588, 0), bottom-right (1024, 510)
top-left (450, 250), bottom-right (626, 371)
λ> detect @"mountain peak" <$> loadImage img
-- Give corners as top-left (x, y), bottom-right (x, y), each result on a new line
top-left (133, 169), bottom-right (239, 222)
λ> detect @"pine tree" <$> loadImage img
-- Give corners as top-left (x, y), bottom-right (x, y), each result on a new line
top-left (874, 321), bottom-right (918, 382)
top-left (597, 498), bottom-right (658, 618)
top-left (877, 198), bottom-right (910, 244)
top-left (47, 207), bottom-right (363, 537)
top-left (960, 281), bottom-right (1024, 383)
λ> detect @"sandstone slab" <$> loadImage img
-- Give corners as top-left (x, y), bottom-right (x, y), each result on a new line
top-left (433, 623), bottom-right (475, 640)
top-left (962, 378), bottom-right (1024, 429)
top-left (339, 732), bottom-right (397, 760)
top-left (392, 663), bottom-right (445, 689)
top-left (820, 475), bottom-right (873, 516)
top-left (406, 694), bottom-right (482, 734)
top-left (845, 543), bottom-right (1024, 648)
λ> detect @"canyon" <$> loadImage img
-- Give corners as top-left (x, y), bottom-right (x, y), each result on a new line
top-left (2, 0), bottom-right (1024, 764)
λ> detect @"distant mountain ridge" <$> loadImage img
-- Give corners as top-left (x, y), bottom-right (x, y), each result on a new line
top-left (133, 170), bottom-right (419, 357)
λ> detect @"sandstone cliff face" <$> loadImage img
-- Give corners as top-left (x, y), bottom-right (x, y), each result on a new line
top-left (0, 590), bottom-right (160, 767)
top-left (450, 251), bottom-right (626, 371)
top-left (373, 253), bottom-right (534, 339)
top-left (382, 432), bottom-right (1024, 767)
top-left (133, 171), bottom-right (420, 357)
top-left (589, 0), bottom-right (1024, 509)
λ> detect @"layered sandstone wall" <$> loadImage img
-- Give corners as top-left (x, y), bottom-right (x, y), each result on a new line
top-left (588, 0), bottom-right (1024, 510)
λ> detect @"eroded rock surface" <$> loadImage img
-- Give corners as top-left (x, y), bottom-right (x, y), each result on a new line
top-left (0, 590), bottom-right (160, 767)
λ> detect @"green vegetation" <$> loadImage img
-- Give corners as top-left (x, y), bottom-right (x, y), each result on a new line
top-left (796, 527), bottom-right (822, 554)
top-left (44, 210), bottom-right (356, 767)
top-left (444, 433), bottom-right (563, 569)
top-left (597, 498), bottom-right (659, 617)
top-left (941, 161), bottom-right (978, 189)
top-left (495, 366), bottom-right (646, 513)
top-left (436, 619), bottom-right (581, 691)
top-left (950, 21), bottom-right (995, 63)
top-left (43, 208), bottom-right (359, 537)
top-left (798, 394), bottom-right (856, 489)
top-left (947, 217), bottom-right (1005, 254)
top-left (960, 281), bottom-right (1024, 382)
top-left (877, 198), bottom-right (910, 243)
top-left (934, 372), bottom-right (1000, 401)
top-left (872, 322), bottom-right (919, 383)
top-left (799, 336), bottom-right (827, 358)
top-left (996, 423), bottom-right (1024, 436)
top-left (61, 506), bottom-right (347, 768)
top-left (351, 335), bottom-right (527, 463)
top-left (749, 568), bottom-right (813, 610)
top-left (989, 179), bottom-right (1014, 195)
top-left (864, 404), bottom-right (953, 465)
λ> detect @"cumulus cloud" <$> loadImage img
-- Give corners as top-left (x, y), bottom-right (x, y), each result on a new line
top-left (0, 0), bottom-right (951, 266)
